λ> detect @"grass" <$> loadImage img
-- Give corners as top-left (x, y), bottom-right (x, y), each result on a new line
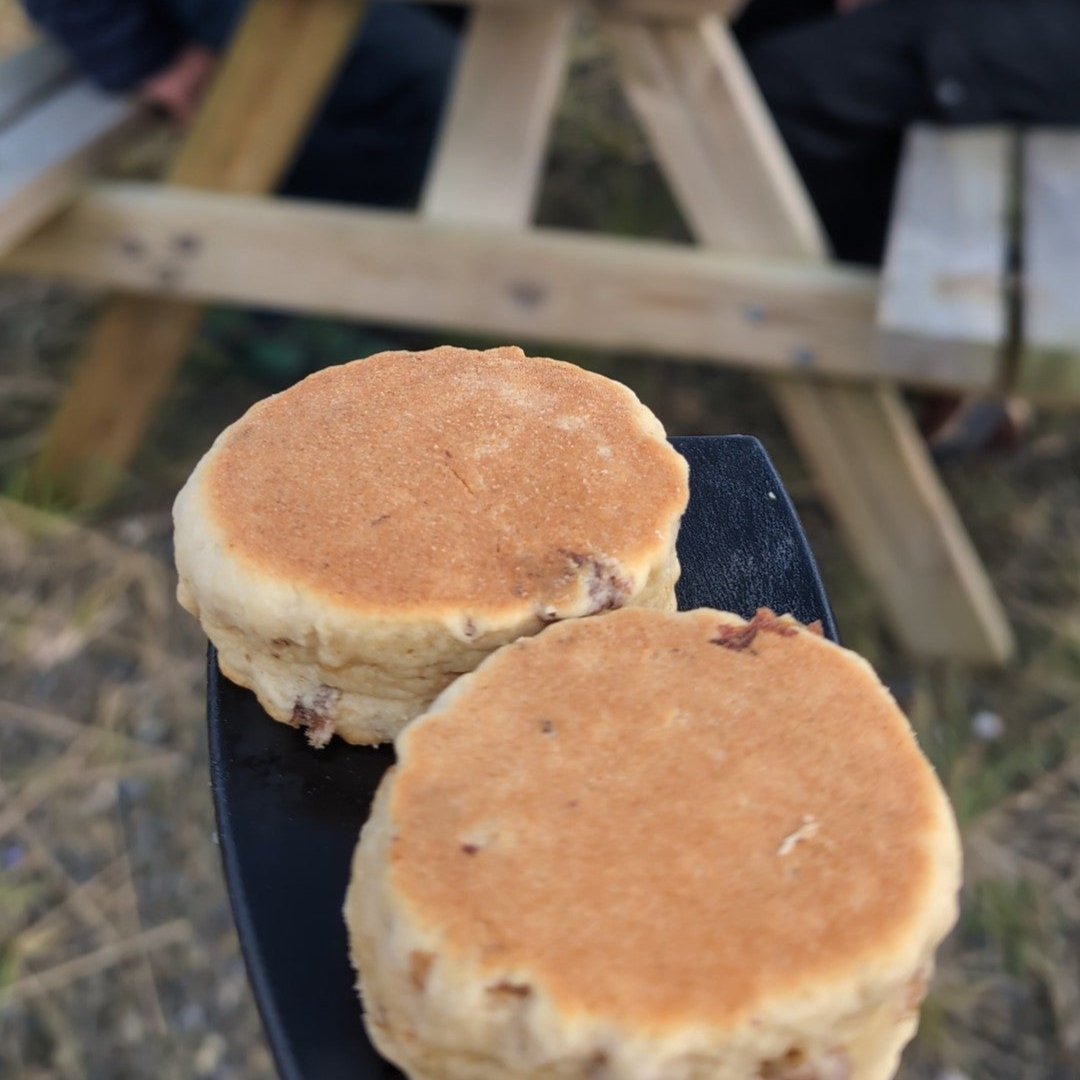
top-left (963, 880), bottom-right (1044, 978)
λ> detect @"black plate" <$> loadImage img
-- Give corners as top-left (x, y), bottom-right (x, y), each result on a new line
top-left (208, 435), bottom-right (837, 1080)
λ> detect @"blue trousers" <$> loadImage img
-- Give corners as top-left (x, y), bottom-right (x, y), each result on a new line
top-left (277, 5), bottom-right (462, 207)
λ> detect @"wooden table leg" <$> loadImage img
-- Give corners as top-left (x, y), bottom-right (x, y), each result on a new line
top-left (1017, 130), bottom-right (1080, 402)
top-left (29, 0), bottom-right (368, 506)
top-left (422, 2), bottom-right (574, 225)
top-left (603, 13), bottom-right (1013, 662)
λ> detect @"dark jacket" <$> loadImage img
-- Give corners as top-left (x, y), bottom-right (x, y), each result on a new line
top-left (21, 0), bottom-right (244, 91)
top-left (20, 1), bottom-right (462, 208)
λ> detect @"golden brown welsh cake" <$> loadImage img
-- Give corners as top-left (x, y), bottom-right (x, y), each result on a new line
top-left (345, 608), bottom-right (961, 1080)
top-left (173, 346), bottom-right (689, 745)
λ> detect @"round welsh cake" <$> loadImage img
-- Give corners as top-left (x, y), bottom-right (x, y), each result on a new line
top-left (346, 608), bottom-right (961, 1080)
top-left (173, 346), bottom-right (689, 746)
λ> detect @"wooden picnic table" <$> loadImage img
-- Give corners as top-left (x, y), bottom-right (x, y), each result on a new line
top-left (6, 0), bottom-right (1062, 666)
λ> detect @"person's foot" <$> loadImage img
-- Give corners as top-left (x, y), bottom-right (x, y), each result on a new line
top-left (920, 395), bottom-right (1032, 462)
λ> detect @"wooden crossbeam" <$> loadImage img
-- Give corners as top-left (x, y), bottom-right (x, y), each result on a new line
top-left (1017, 129), bottom-right (1080, 402)
top-left (604, 13), bottom-right (1012, 663)
top-left (877, 126), bottom-right (1014, 390)
top-left (3, 182), bottom-right (885, 380)
top-left (28, 0), bottom-right (369, 505)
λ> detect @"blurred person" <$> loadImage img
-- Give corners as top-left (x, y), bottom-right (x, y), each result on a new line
top-left (21, 0), bottom-right (463, 208)
top-left (21, 1), bottom-right (465, 383)
top-left (736, 0), bottom-right (1080, 265)
top-left (735, 0), bottom-right (1064, 452)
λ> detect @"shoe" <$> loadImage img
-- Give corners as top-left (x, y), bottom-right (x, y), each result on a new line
top-left (925, 396), bottom-right (1032, 463)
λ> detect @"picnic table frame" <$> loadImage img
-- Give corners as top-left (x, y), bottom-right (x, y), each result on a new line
top-left (0, 0), bottom-right (1017, 664)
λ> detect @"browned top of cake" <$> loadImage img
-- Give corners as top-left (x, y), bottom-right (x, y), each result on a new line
top-left (204, 346), bottom-right (687, 615)
top-left (389, 608), bottom-right (957, 1030)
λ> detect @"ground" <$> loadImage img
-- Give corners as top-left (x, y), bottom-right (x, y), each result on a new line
top-left (1, 10), bottom-right (1079, 1080)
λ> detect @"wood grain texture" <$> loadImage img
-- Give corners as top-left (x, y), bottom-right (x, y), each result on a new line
top-left (1018, 128), bottom-right (1080, 402)
top-left (5, 182), bottom-right (881, 380)
top-left (770, 379), bottom-right (1015, 661)
top-left (877, 125), bottom-right (1013, 390)
top-left (603, 14), bottom-right (824, 257)
top-left (30, 0), bottom-right (368, 504)
top-left (422, 3), bottom-right (573, 224)
top-left (605, 14), bottom-right (1012, 661)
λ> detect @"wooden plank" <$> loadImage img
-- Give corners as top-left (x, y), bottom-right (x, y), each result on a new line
top-left (877, 125), bottom-right (1013, 389)
top-left (603, 14), bottom-right (823, 257)
top-left (1018, 129), bottom-right (1080, 402)
top-left (5, 182), bottom-right (885, 380)
top-left (606, 14), bottom-right (1012, 662)
top-left (29, 0), bottom-right (368, 505)
top-left (422, 3), bottom-right (573, 223)
top-left (774, 381), bottom-right (1017, 661)
top-left (0, 81), bottom-right (139, 255)
top-left (0, 41), bottom-right (73, 130)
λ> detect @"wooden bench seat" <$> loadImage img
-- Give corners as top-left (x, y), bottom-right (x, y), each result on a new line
top-left (0, 42), bottom-right (139, 256)
top-left (1019, 129), bottom-right (1080, 401)
top-left (878, 122), bottom-right (1080, 403)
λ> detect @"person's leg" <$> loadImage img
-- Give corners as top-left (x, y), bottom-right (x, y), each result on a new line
top-left (930, 0), bottom-right (1080, 124)
top-left (733, 0), bottom-right (833, 49)
top-left (281, 3), bottom-right (462, 207)
top-left (745, 0), bottom-right (1080, 265)
top-left (743, 0), bottom-right (940, 264)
